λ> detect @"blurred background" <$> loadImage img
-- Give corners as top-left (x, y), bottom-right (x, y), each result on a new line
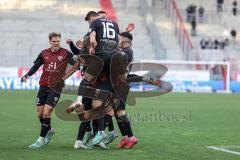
top-left (0, 0), bottom-right (239, 93)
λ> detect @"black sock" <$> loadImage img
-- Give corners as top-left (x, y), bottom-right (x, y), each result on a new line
top-left (96, 117), bottom-right (104, 131)
top-left (104, 115), bottom-right (114, 132)
top-left (92, 120), bottom-right (98, 136)
top-left (86, 122), bottom-right (92, 132)
top-left (77, 121), bottom-right (90, 141)
top-left (40, 118), bottom-right (51, 138)
top-left (124, 115), bottom-right (133, 137)
top-left (39, 116), bottom-right (43, 124)
top-left (116, 115), bottom-right (126, 136)
top-left (116, 114), bottom-right (133, 137)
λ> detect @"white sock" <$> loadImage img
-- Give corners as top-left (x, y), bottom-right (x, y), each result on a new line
top-left (98, 131), bottom-right (105, 135)
top-left (76, 96), bottom-right (82, 104)
top-left (37, 137), bottom-right (45, 143)
top-left (76, 140), bottom-right (83, 143)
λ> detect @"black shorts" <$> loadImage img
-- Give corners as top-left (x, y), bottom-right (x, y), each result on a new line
top-left (96, 80), bottom-right (113, 92)
top-left (82, 97), bottom-right (92, 111)
top-left (36, 86), bottom-right (61, 107)
top-left (117, 100), bottom-right (126, 110)
top-left (96, 52), bottom-right (115, 75)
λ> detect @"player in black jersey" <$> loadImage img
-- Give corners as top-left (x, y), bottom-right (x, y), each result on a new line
top-left (66, 37), bottom-right (108, 149)
top-left (83, 11), bottom-right (120, 146)
top-left (114, 32), bottom-right (137, 149)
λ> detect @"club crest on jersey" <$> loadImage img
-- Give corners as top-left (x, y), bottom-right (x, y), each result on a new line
top-left (57, 56), bottom-right (63, 61)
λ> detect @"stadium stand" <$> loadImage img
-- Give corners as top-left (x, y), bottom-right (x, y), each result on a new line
top-left (0, 0), bottom-right (100, 67)
top-left (112, 0), bottom-right (156, 60)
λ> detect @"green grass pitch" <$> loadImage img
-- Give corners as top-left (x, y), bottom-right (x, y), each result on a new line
top-left (0, 90), bottom-right (240, 160)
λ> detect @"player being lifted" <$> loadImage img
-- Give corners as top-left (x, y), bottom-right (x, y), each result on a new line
top-left (65, 14), bottom-right (134, 148)
top-left (21, 33), bottom-right (75, 149)
top-left (77, 11), bottom-right (120, 146)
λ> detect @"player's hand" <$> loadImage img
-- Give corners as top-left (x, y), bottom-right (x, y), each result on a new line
top-left (76, 40), bottom-right (82, 48)
top-left (66, 38), bottom-right (72, 44)
top-left (89, 47), bottom-right (95, 55)
top-left (21, 74), bottom-right (29, 83)
top-left (125, 23), bottom-right (135, 32)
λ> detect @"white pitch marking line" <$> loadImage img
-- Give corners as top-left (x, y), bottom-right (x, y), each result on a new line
top-left (208, 146), bottom-right (240, 156)
top-left (221, 146), bottom-right (240, 149)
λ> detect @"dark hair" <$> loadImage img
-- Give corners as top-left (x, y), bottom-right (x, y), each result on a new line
top-left (85, 11), bottom-right (98, 21)
top-left (97, 10), bottom-right (107, 15)
top-left (48, 32), bottom-right (61, 40)
top-left (120, 32), bottom-right (133, 41)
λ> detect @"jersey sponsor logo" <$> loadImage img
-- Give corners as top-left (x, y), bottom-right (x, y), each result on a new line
top-left (48, 62), bottom-right (57, 70)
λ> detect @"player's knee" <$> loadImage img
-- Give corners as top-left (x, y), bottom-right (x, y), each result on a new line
top-left (92, 100), bottom-right (103, 109)
top-left (107, 108), bottom-right (114, 116)
top-left (115, 110), bottom-right (126, 117)
top-left (43, 105), bottom-right (54, 118)
top-left (37, 113), bottom-right (43, 118)
top-left (115, 113), bottom-right (129, 123)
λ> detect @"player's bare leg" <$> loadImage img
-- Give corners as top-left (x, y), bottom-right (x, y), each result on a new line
top-left (66, 96), bottom-right (84, 113)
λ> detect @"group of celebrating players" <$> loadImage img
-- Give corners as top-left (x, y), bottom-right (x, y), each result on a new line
top-left (21, 10), bottom-right (161, 150)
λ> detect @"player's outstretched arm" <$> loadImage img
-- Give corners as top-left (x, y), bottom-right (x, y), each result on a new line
top-left (62, 60), bottom-right (81, 80)
top-left (66, 39), bottom-right (82, 55)
top-left (21, 56), bottom-right (43, 83)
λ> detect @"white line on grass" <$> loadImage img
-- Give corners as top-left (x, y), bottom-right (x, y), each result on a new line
top-left (208, 146), bottom-right (240, 156)
top-left (221, 146), bottom-right (240, 149)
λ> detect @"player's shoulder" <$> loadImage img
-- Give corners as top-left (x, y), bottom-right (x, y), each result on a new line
top-left (60, 47), bottom-right (73, 55)
top-left (122, 47), bottom-right (133, 54)
top-left (60, 47), bottom-right (69, 52)
top-left (40, 48), bottom-right (51, 56)
top-left (91, 18), bottom-right (102, 24)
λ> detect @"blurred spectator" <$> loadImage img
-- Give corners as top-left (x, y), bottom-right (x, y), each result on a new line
top-left (219, 40), bottom-right (226, 49)
top-left (214, 39), bottom-right (219, 49)
top-left (200, 38), bottom-right (229, 50)
top-left (217, 0), bottom-right (224, 12)
top-left (225, 38), bottom-right (229, 46)
top-left (198, 6), bottom-right (205, 23)
top-left (230, 29), bottom-right (237, 44)
top-left (200, 39), bottom-right (208, 49)
top-left (233, 0), bottom-right (237, 16)
top-left (207, 38), bottom-right (214, 49)
top-left (186, 4), bottom-right (197, 22)
top-left (186, 5), bottom-right (192, 22)
top-left (191, 16), bottom-right (197, 36)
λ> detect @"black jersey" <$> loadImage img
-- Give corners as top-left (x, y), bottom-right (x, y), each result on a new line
top-left (89, 18), bottom-right (119, 52)
top-left (121, 47), bottom-right (133, 63)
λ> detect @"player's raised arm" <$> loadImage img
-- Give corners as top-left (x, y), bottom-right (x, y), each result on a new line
top-left (66, 39), bottom-right (81, 55)
top-left (21, 53), bottom-right (43, 83)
